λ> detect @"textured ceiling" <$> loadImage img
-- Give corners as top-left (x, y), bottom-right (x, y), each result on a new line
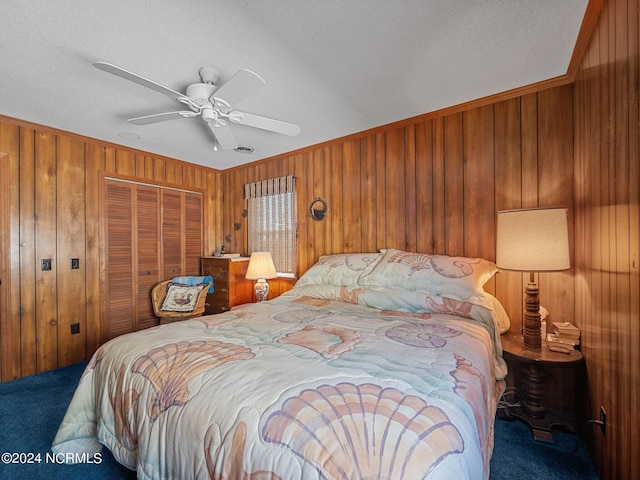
top-left (1, 0), bottom-right (588, 170)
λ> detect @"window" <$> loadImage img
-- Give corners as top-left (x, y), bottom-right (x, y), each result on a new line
top-left (245, 175), bottom-right (297, 275)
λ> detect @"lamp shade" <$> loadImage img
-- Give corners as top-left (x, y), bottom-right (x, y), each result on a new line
top-left (496, 208), bottom-right (570, 272)
top-left (245, 252), bottom-right (277, 280)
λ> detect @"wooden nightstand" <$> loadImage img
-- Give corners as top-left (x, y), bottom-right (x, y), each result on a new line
top-left (500, 332), bottom-right (584, 443)
top-left (201, 257), bottom-right (254, 314)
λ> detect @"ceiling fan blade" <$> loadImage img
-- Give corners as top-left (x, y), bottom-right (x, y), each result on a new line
top-left (94, 62), bottom-right (187, 101)
top-left (128, 111), bottom-right (198, 125)
top-left (212, 69), bottom-right (265, 110)
top-left (207, 121), bottom-right (238, 150)
top-left (228, 111), bottom-right (300, 136)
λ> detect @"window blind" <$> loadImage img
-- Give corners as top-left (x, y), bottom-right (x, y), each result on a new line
top-left (245, 175), bottom-right (297, 275)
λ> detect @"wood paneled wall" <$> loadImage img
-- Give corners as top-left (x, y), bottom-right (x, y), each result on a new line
top-left (573, 0), bottom-right (640, 478)
top-left (222, 85), bottom-right (576, 334)
top-left (0, 117), bottom-right (223, 381)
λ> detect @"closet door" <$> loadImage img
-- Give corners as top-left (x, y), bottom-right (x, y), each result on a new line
top-left (136, 186), bottom-right (161, 331)
top-left (104, 181), bottom-right (135, 339)
top-left (161, 190), bottom-right (183, 277)
top-left (160, 190), bottom-right (203, 278)
top-left (185, 192), bottom-right (204, 274)
top-left (102, 178), bottom-right (204, 341)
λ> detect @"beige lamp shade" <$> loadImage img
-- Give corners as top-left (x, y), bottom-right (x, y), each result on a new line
top-left (245, 252), bottom-right (277, 280)
top-left (496, 208), bottom-right (570, 272)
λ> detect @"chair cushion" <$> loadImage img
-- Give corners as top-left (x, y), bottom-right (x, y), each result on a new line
top-left (160, 282), bottom-right (209, 312)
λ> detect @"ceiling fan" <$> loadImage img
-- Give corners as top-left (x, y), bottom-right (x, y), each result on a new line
top-left (93, 62), bottom-right (300, 150)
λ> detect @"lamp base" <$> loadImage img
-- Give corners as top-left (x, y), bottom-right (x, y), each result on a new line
top-left (523, 275), bottom-right (541, 348)
top-left (254, 278), bottom-right (270, 302)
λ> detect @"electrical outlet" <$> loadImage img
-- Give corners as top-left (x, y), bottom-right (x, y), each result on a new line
top-left (70, 323), bottom-right (80, 335)
top-left (71, 258), bottom-right (80, 269)
top-left (599, 406), bottom-right (606, 435)
top-left (41, 258), bottom-right (51, 271)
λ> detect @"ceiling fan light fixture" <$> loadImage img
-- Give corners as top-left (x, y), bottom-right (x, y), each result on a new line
top-left (234, 145), bottom-right (254, 154)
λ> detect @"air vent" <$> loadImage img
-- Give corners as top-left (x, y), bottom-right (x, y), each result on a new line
top-left (234, 145), bottom-right (254, 154)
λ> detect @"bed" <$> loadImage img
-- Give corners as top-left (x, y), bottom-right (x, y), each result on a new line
top-left (53, 249), bottom-right (509, 479)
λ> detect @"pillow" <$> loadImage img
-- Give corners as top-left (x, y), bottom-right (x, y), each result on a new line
top-left (359, 248), bottom-right (498, 302)
top-left (296, 253), bottom-right (382, 287)
top-left (161, 282), bottom-right (209, 312)
top-left (484, 293), bottom-right (511, 334)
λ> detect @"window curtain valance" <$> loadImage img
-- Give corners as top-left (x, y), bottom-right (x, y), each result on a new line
top-left (245, 175), bottom-right (296, 199)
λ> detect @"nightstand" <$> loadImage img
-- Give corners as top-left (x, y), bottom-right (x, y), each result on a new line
top-left (500, 332), bottom-right (584, 443)
top-left (201, 257), bottom-right (254, 314)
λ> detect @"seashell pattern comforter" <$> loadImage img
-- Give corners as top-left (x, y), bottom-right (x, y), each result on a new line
top-left (53, 288), bottom-right (506, 479)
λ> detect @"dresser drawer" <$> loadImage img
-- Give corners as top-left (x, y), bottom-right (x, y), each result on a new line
top-left (202, 264), bottom-right (229, 282)
top-left (210, 281), bottom-right (230, 300)
top-left (204, 297), bottom-right (231, 314)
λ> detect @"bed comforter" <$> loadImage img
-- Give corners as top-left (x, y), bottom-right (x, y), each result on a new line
top-left (53, 289), bottom-right (506, 479)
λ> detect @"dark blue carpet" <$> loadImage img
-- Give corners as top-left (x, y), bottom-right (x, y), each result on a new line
top-left (0, 362), bottom-right (598, 479)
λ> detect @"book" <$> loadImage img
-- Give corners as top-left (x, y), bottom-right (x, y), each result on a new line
top-left (547, 333), bottom-right (579, 350)
top-left (220, 253), bottom-right (241, 258)
top-left (552, 322), bottom-right (581, 340)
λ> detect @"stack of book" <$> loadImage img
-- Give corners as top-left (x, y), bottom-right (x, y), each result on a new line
top-left (546, 321), bottom-right (581, 352)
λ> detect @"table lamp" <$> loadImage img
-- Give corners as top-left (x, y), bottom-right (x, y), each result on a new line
top-left (245, 252), bottom-right (277, 302)
top-left (496, 208), bottom-right (570, 348)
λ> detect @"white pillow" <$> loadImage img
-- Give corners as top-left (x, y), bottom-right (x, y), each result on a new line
top-left (484, 293), bottom-right (511, 334)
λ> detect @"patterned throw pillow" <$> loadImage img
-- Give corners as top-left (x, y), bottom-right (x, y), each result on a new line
top-left (358, 248), bottom-right (498, 302)
top-left (161, 283), bottom-right (208, 312)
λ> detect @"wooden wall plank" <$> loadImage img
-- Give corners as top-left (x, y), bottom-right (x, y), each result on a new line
top-left (384, 128), bottom-right (406, 250)
top-left (432, 119), bottom-right (446, 253)
top-left (0, 154), bottom-right (9, 379)
top-left (415, 120), bottom-right (434, 254)
top-left (462, 105), bottom-right (495, 262)
top-left (18, 128), bottom-right (37, 376)
top-left (56, 136), bottom-right (87, 365)
top-left (1, 123), bottom-right (21, 380)
top-left (360, 136), bottom-right (377, 253)
top-left (115, 150), bottom-right (136, 177)
top-left (443, 114), bottom-right (464, 255)
top-left (342, 140), bottom-right (361, 252)
top-left (296, 152), bottom-right (312, 271)
top-left (34, 132), bottom-right (58, 372)
top-left (374, 133), bottom-right (386, 252)
top-left (494, 98), bottom-right (524, 331)
top-left (329, 145), bottom-right (344, 253)
top-left (84, 143), bottom-right (103, 357)
top-left (404, 126), bottom-right (417, 253)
